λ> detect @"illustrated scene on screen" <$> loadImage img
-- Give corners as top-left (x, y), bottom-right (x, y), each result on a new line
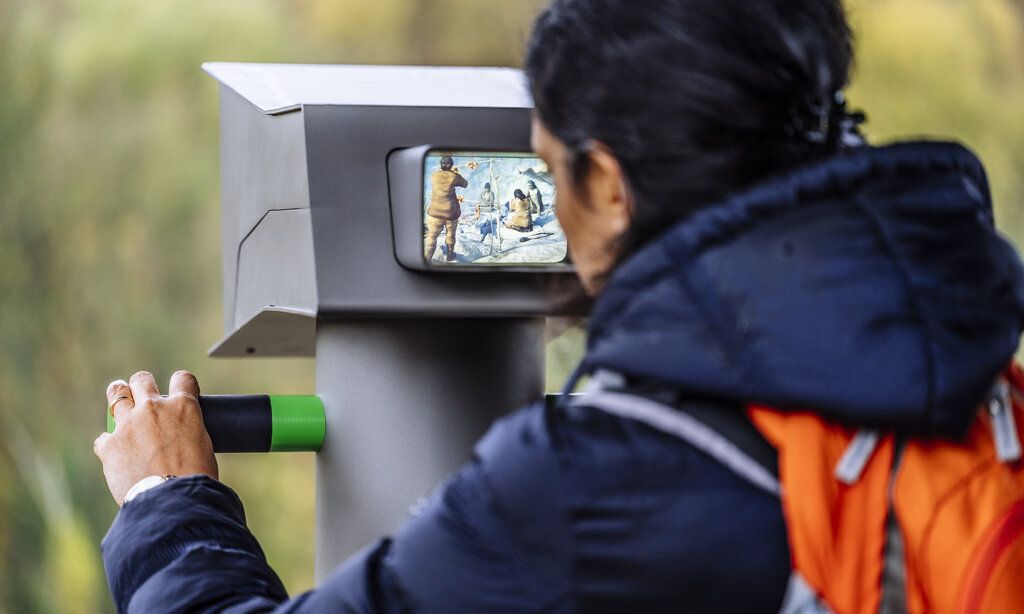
top-left (422, 152), bottom-right (568, 266)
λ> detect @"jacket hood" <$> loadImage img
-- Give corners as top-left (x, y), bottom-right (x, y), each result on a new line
top-left (580, 142), bottom-right (1024, 437)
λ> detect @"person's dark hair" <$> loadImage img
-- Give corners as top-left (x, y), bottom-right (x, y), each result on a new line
top-left (528, 180), bottom-right (537, 188)
top-left (514, 188), bottom-right (527, 199)
top-left (484, 182), bottom-right (492, 190)
top-left (440, 156), bottom-right (454, 171)
top-left (525, 0), bottom-right (864, 265)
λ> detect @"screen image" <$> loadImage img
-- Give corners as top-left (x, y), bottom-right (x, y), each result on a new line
top-left (422, 151), bottom-right (568, 267)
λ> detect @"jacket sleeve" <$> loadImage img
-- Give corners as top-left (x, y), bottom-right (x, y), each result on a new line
top-left (101, 405), bottom-right (571, 613)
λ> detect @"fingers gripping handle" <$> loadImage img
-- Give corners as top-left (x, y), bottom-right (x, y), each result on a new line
top-left (105, 395), bottom-right (325, 453)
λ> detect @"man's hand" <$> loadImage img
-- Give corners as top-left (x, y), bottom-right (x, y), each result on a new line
top-left (94, 370), bottom-right (218, 506)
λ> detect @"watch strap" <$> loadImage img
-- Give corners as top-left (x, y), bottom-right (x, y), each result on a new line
top-left (124, 475), bottom-right (176, 503)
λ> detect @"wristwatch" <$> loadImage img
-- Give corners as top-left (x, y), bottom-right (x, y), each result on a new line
top-left (124, 475), bottom-right (177, 503)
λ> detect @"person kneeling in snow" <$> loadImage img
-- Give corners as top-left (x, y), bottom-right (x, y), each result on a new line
top-left (504, 188), bottom-right (534, 232)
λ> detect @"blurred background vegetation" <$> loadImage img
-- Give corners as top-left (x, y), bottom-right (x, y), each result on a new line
top-left (0, 0), bottom-right (1021, 611)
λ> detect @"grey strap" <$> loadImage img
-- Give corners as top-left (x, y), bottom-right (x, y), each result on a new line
top-left (989, 379), bottom-right (1022, 464)
top-left (834, 430), bottom-right (880, 485)
top-left (779, 573), bottom-right (834, 614)
top-left (573, 390), bottom-right (781, 497)
top-left (878, 440), bottom-right (908, 614)
top-left (584, 369), bottom-right (627, 393)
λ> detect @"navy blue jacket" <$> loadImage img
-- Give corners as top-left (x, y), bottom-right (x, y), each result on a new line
top-left (102, 142), bottom-right (1024, 612)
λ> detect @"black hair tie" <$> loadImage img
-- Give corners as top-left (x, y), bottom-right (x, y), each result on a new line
top-left (828, 91), bottom-right (867, 149)
top-left (789, 91), bottom-right (867, 150)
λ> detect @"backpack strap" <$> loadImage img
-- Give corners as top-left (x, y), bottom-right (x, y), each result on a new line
top-left (571, 371), bottom-right (780, 497)
top-left (779, 573), bottom-right (834, 614)
top-left (878, 439), bottom-right (908, 614)
top-left (834, 430), bottom-right (881, 485)
top-left (989, 378), bottom-right (1022, 463)
top-left (576, 373), bottom-right (834, 613)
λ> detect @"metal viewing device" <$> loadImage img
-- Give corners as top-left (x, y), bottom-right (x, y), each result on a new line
top-left (168, 63), bottom-right (578, 580)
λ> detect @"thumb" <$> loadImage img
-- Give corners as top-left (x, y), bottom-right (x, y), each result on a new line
top-left (93, 432), bottom-right (112, 458)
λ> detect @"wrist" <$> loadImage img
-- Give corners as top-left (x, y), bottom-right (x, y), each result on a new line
top-left (124, 475), bottom-right (177, 503)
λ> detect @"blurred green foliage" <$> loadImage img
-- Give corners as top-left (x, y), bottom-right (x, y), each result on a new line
top-left (0, 0), bottom-right (1021, 611)
top-left (847, 0), bottom-right (1024, 239)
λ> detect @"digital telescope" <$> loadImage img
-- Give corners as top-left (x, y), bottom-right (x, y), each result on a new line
top-left (106, 63), bottom-right (581, 577)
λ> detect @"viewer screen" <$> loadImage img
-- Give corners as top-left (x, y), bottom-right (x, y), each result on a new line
top-left (422, 151), bottom-right (568, 267)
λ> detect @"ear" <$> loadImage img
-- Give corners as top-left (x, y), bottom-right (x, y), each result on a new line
top-left (584, 144), bottom-right (633, 235)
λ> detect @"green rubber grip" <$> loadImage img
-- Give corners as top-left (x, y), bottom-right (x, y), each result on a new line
top-left (269, 395), bottom-right (326, 452)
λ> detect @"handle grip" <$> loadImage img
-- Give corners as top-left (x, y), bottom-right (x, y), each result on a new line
top-left (106, 395), bottom-right (325, 453)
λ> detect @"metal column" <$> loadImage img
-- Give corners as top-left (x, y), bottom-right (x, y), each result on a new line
top-left (314, 318), bottom-right (545, 578)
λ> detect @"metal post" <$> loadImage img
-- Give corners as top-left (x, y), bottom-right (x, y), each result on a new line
top-left (314, 317), bottom-right (546, 578)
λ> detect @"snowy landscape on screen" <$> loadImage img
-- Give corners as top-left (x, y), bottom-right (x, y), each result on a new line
top-left (423, 153), bottom-right (567, 265)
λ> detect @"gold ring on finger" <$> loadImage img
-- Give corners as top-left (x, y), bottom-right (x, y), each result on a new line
top-left (108, 395), bottom-right (132, 417)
